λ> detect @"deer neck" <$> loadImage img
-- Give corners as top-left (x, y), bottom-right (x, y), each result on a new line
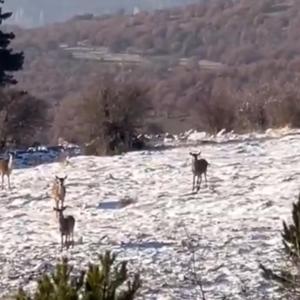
top-left (58, 183), bottom-right (64, 194)
top-left (58, 212), bottom-right (65, 223)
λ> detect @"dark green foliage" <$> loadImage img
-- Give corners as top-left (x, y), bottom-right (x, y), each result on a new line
top-left (282, 194), bottom-right (300, 258)
top-left (0, 0), bottom-right (24, 86)
top-left (15, 251), bottom-right (141, 300)
top-left (83, 252), bottom-right (141, 300)
top-left (259, 194), bottom-right (300, 296)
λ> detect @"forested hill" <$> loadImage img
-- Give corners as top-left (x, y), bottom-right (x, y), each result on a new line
top-left (8, 0), bottom-right (300, 132)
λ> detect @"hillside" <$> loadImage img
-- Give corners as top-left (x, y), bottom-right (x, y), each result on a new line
top-left (0, 128), bottom-right (299, 299)
top-left (9, 0), bottom-right (300, 132)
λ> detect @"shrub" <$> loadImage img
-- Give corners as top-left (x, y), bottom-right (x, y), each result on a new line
top-left (197, 86), bottom-right (238, 133)
top-left (53, 76), bottom-right (151, 155)
top-left (239, 82), bottom-right (300, 131)
top-left (196, 80), bottom-right (300, 133)
top-left (16, 251), bottom-right (141, 300)
top-left (0, 88), bottom-right (48, 150)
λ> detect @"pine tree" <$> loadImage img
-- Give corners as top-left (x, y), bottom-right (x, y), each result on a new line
top-left (259, 194), bottom-right (300, 296)
top-left (15, 251), bottom-right (141, 300)
top-left (83, 251), bottom-right (141, 300)
top-left (0, 0), bottom-right (24, 86)
top-left (282, 193), bottom-right (300, 258)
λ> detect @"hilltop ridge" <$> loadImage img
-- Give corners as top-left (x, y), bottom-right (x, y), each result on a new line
top-left (5, 0), bottom-right (200, 27)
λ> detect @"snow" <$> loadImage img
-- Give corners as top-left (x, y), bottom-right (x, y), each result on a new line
top-left (1, 128), bottom-right (300, 299)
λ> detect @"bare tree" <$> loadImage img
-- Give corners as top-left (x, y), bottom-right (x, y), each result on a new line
top-left (53, 76), bottom-right (151, 155)
top-left (0, 88), bottom-right (48, 150)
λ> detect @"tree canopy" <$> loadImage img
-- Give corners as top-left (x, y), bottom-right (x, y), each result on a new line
top-left (0, 0), bottom-right (24, 86)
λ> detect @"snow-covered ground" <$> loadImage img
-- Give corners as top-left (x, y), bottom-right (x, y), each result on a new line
top-left (1, 128), bottom-right (300, 299)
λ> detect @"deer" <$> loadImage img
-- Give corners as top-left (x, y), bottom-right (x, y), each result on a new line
top-left (58, 151), bottom-right (71, 168)
top-left (0, 152), bottom-right (14, 190)
top-left (53, 206), bottom-right (75, 251)
top-left (190, 151), bottom-right (209, 192)
top-left (51, 176), bottom-right (67, 214)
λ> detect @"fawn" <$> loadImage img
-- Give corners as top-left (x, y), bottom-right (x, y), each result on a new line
top-left (190, 151), bottom-right (209, 192)
top-left (0, 152), bottom-right (14, 190)
top-left (53, 206), bottom-right (75, 251)
top-left (51, 176), bottom-right (67, 213)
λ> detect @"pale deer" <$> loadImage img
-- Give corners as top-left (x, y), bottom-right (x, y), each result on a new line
top-left (58, 151), bottom-right (71, 167)
top-left (51, 176), bottom-right (67, 213)
top-left (0, 152), bottom-right (14, 190)
top-left (190, 151), bottom-right (209, 192)
top-left (53, 206), bottom-right (75, 250)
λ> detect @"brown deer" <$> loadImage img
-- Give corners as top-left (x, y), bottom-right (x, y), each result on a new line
top-left (0, 152), bottom-right (14, 190)
top-left (190, 151), bottom-right (209, 192)
top-left (53, 206), bottom-right (75, 251)
top-left (51, 176), bottom-right (67, 213)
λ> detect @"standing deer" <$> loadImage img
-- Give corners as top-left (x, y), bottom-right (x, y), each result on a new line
top-left (0, 152), bottom-right (14, 190)
top-left (53, 206), bottom-right (75, 251)
top-left (51, 176), bottom-right (67, 213)
top-left (190, 151), bottom-right (209, 192)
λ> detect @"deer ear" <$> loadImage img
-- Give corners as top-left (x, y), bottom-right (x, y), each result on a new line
top-left (197, 151), bottom-right (201, 156)
top-left (189, 152), bottom-right (193, 156)
top-left (64, 175), bottom-right (68, 180)
top-left (55, 175), bottom-right (59, 180)
top-left (53, 207), bottom-right (57, 211)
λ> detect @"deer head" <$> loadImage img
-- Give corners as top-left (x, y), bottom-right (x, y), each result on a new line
top-left (55, 175), bottom-right (67, 185)
top-left (189, 151), bottom-right (201, 159)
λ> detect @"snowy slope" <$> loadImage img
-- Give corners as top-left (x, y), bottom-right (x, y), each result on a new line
top-left (1, 129), bottom-right (300, 299)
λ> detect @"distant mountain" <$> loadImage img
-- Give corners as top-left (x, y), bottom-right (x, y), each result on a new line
top-left (3, 0), bottom-right (201, 28)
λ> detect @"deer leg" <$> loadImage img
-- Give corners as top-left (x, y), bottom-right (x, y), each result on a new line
top-left (200, 175), bottom-right (202, 188)
top-left (55, 201), bottom-right (59, 218)
top-left (197, 175), bottom-right (202, 192)
top-left (7, 175), bottom-right (11, 190)
top-left (204, 171), bottom-right (208, 186)
top-left (1, 175), bottom-right (3, 189)
top-left (61, 234), bottom-right (64, 251)
top-left (192, 174), bottom-right (195, 191)
top-left (68, 234), bottom-right (72, 248)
